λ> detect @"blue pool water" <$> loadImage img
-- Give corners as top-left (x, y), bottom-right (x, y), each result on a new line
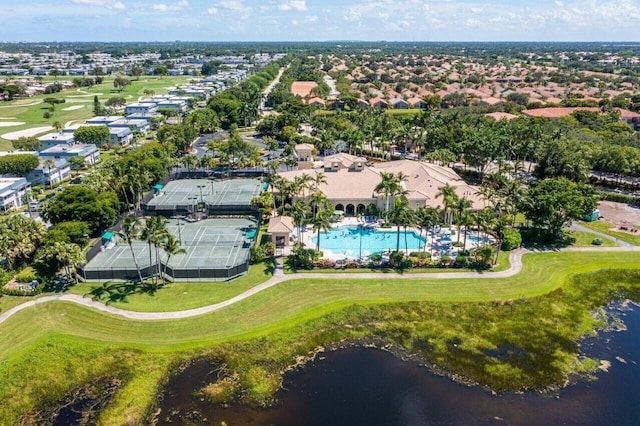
top-left (312, 226), bottom-right (427, 256)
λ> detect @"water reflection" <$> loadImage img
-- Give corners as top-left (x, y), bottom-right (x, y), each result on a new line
top-left (157, 302), bottom-right (640, 425)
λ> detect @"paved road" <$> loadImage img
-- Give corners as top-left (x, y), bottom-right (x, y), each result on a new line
top-left (3, 245), bottom-right (640, 325)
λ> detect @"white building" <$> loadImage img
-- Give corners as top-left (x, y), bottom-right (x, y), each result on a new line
top-left (124, 103), bottom-right (158, 115)
top-left (38, 132), bottom-right (75, 150)
top-left (26, 158), bottom-right (71, 187)
top-left (39, 144), bottom-right (100, 166)
top-left (0, 177), bottom-right (29, 212)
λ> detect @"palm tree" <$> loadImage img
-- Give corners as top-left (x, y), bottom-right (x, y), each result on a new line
top-left (453, 197), bottom-right (472, 244)
top-left (291, 200), bottom-right (310, 245)
top-left (436, 183), bottom-right (459, 227)
top-left (417, 206), bottom-right (440, 252)
top-left (41, 241), bottom-right (85, 284)
top-left (312, 172), bottom-right (327, 192)
top-left (119, 214), bottom-right (143, 282)
top-left (160, 234), bottom-right (186, 284)
top-left (374, 171), bottom-right (402, 223)
top-left (312, 207), bottom-right (333, 252)
top-left (140, 216), bottom-right (168, 283)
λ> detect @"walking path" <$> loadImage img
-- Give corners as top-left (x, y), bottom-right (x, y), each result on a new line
top-left (2, 245), bottom-right (640, 325)
top-left (570, 222), bottom-right (634, 247)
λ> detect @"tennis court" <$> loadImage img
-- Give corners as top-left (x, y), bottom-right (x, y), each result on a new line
top-left (80, 217), bottom-right (258, 282)
top-left (145, 178), bottom-right (263, 215)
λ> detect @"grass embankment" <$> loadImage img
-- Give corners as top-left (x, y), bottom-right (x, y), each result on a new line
top-left (0, 76), bottom-right (193, 150)
top-left (580, 220), bottom-right (640, 246)
top-left (565, 230), bottom-right (618, 247)
top-left (66, 261), bottom-right (273, 312)
top-left (1, 251), bottom-right (639, 424)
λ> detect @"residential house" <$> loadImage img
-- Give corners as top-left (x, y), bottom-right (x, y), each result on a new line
top-left (408, 97), bottom-right (427, 109)
top-left (0, 177), bottom-right (29, 212)
top-left (39, 144), bottom-right (100, 166)
top-left (26, 158), bottom-right (71, 187)
top-left (307, 97), bottom-right (326, 108)
top-left (124, 103), bottom-right (158, 115)
top-left (108, 118), bottom-right (151, 135)
top-left (369, 97), bottom-right (389, 109)
top-left (38, 132), bottom-right (75, 150)
top-left (85, 116), bottom-right (122, 126)
top-left (108, 127), bottom-right (133, 146)
top-left (390, 98), bottom-right (410, 109)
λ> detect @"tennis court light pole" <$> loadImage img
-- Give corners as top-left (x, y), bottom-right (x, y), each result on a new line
top-left (198, 184), bottom-right (206, 204)
top-left (177, 217), bottom-right (183, 245)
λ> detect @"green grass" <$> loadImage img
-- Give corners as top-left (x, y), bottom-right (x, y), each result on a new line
top-left (565, 230), bottom-right (617, 247)
top-left (66, 261), bottom-right (273, 312)
top-left (1, 250), bottom-right (639, 424)
top-left (579, 220), bottom-right (640, 246)
top-left (0, 76), bottom-right (193, 150)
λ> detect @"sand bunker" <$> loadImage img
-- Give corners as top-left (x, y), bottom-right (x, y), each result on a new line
top-left (2, 126), bottom-right (52, 140)
top-left (0, 122), bottom-right (25, 127)
top-left (62, 105), bottom-right (84, 111)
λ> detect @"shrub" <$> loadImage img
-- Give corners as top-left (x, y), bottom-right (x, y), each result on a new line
top-left (592, 238), bottom-right (603, 246)
top-left (455, 255), bottom-right (469, 267)
top-left (14, 268), bottom-right (37, 283)
top-left (440, 255), bottom-right (452, 267)
top-left (201, 376), bottom-right (239, 404)
top-left (501, 228), bottom-right (522, 251)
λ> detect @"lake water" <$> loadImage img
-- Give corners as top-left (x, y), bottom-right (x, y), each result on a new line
top-left (157, 301), bottom-right (640, 425)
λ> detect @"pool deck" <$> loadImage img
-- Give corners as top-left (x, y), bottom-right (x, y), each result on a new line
top-left (297, 217), bottom-right (490, 260)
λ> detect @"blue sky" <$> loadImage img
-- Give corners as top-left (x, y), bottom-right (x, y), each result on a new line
top-left (1, 0), bottom-right (639, 42)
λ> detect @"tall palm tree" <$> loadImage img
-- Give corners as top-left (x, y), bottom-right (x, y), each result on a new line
top-left (374, 171), bottom-right (402, 222)
top-left (161, 234), bottom-right (186, 284)
top-left (291, 200), bottom-right (310, 245)
top-left (312, 208), bottom-right (333, 252)
top-left (312, 172), bottom-right (327, 192)
top-left (436, 183), bottom-right (459, 227)
top-left (453, 197), bottom-right (472, 244)
top-left (119, 214), bottom-right (143, 282)
top-left (417, 206), bottom-right (440, 252)
top-left (140, 216), bottom-right (168, 283)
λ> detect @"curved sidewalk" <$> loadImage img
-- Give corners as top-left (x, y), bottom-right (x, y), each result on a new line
top-left (1, 247), bottom-right (639, 325)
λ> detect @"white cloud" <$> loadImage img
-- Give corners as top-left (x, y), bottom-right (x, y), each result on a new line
top-left (71, 0), bottom-right (125, 11)
top-left (207, 6), bottom-right (218, 15)
top-left (152, 0), bottom-right (189, 13)
top-left (217, 0), bottom-right (245, 12)
top-left (279, 0), bottom-right (307, 12)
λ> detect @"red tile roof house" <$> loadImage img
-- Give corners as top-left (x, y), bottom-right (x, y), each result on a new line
top-left (618, 108), bottom-right (640, 130)
top-left (522, 107), bottom-right (600, 119)
top-left (369, 97), bottom-right (389, 109)
top-left (307, 97), bottom-right (326, 108)
top-left (291, 81), bottom-right (318, 98)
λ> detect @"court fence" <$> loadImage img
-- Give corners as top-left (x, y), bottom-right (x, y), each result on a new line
top-left (78, 257), bottom-right (250, 283)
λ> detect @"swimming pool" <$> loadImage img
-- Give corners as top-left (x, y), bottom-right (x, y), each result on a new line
top-left (312, 225), bottom-right (427, 257)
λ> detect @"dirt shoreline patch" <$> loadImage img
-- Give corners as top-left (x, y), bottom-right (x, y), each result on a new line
top-left (597, 201), bottom-right (640, 230)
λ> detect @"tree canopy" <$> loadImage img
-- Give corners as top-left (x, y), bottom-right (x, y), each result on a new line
top-left (41, 185), bottom-right (120, 235)
top-left (0, 154), bottom-right (39, 176)
top-left (74, 125), bottom-right (110, 147)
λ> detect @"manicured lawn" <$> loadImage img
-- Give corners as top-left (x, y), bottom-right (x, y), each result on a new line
top-left (2, 251), bottom-right (638, 358)
top-left (579, 220), bottom-right (640, 246)
top-left (0, 294), bottom-right (33, 313)
top-left (66, 261), bottom-right (274, 312)
top-left (565, 230), bottom-right (617, 247)
top-left (1, 250), bottom-right (639, 424)
top-left (0, 76), bottom-right (193, 150)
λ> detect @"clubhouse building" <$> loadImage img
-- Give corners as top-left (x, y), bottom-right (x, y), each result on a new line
top-left (278, 153), bottom-right (483, 223)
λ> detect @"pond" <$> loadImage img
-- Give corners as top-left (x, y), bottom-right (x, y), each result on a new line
top-left (156, 301), bottom-right (640, 425)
